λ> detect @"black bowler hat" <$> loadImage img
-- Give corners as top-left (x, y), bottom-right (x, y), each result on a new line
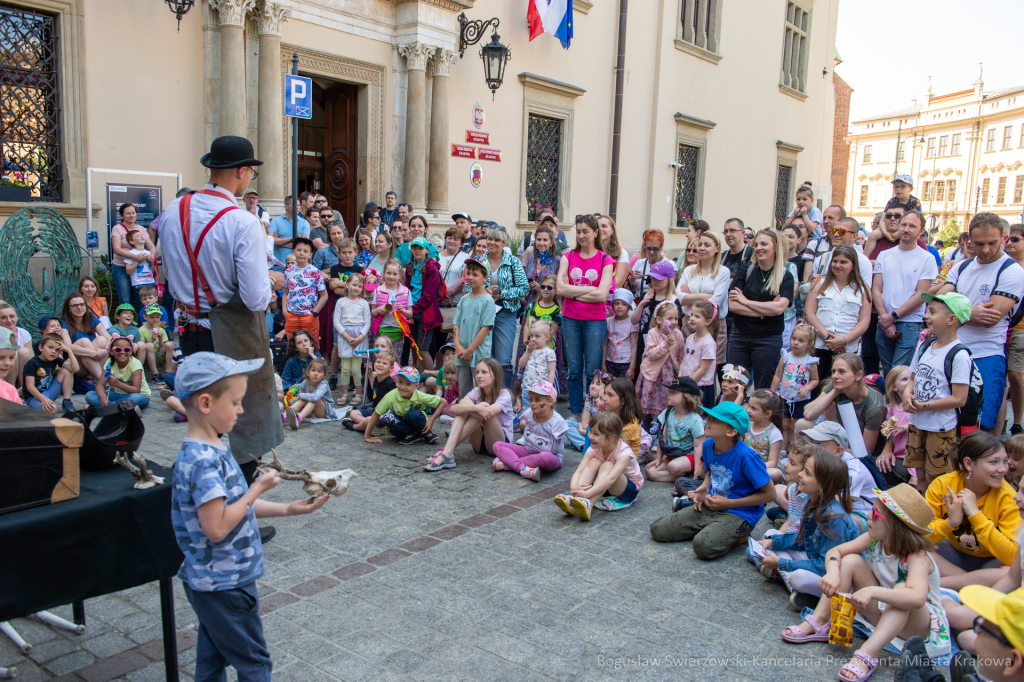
top-left (200, 135), bottom-right (264, 169)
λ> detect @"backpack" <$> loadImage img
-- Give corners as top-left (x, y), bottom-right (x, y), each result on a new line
top-left (953, 256), bottom-right (1024, 332)
top-left (916, 335), bottom-right (984, 431)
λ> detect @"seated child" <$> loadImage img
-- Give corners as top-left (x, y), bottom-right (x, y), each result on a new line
top-left (564, 370), bottom-right (609, 451)
top-left (1009, 433), bottom-right (1024, 489)
top-left (800, 421), bottom-right (877, 528)
top-left (554, 412), bottom-right (644, 521)
top-left (601, 377), bottom-right (645, 458)
top-left (283, 358), bottom-right (336, 429)
top-left (138, 304), bottom-right (176, 387)
top-left (719, 364), bottom-right (749, 405)
top-left (362, 366), bottom-right (445, 446)
top-left (649, 402), bottom-right (775, 560)
top-left (781, 484), bottom-right (950, 682)
top-left (343, 350), bottom-right (397, 432)
top-left (23, 332), bottom-right (77, 413)
top-left (877, 364), bottom-right (911, 487)
top-left (751, 445), bottom-right (860, 608)
top-left (137, 286), bottom-right (170, 328)
top-left (493, 380), bottom-right (567, 482)
top-left (743, 389), bottom-right (785, 483)
top-left (106, 303), bottom-right (141, 345)
top-left (422, 342), bottom-right (456, 395)
top-left (766, 443), bottom-right (810, 530)
top-left (86, 335), bottom-right (150, 408)
top-left (0, 327), bottom-right (22, 404)
top-left (958, 585), bottom-right (1024, 682)
top-left (281, 330), bottom-right (321, 391)
top-left (427, 358), bottom-right (511, 471)
top-left (170, 352), bottom-right (328, 682)
top-left (645, 377), bottom-right (705, 483)
top-left (437, 357), bottom-right (459, 423)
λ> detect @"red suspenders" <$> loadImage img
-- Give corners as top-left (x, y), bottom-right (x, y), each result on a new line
top-left (179, 190), bottom-right (239, 315)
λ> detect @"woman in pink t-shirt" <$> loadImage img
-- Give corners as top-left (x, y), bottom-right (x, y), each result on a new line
top-left (556, 215), bottom-right (614, 420)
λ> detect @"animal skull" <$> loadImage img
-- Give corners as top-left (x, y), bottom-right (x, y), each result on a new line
top-left (256, 450), bottom-right (357, 498)
top-left (114, 452), bottom-right (165, 489)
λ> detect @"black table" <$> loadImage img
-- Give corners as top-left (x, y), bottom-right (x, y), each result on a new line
top-left (0, 464), bottom-right (184, 681)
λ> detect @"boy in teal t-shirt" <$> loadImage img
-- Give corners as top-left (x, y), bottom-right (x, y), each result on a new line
top-left (452, 258), bottom-right (495, 399)
top-left (362, 367), bottom-right (446, 446)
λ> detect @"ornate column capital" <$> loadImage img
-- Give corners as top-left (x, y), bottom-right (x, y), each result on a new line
top-left (431, 49), bottom-right (456, 77)
top-left (209, 0), bottom-right (256, 28)
top-left (257, 1), bottom-right (291, 36)
top-left (399, 42), bottom-right (434, 71)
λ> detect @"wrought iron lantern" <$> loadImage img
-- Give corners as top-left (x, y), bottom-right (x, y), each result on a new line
top-left (164, 0), bottom-right (195, 31)
top-left (457, 12), bottom-right (511, 99)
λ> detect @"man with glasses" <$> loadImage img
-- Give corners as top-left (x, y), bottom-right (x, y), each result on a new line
top-left (721, 218), bottom-right (752, 335)
top-left (630, 228), bottom-right (674, 299)
top-left (315, 194), bottom-right (341, 223)
top-left (243, 188), bottom-right (270, 230)
top-left (310, 207), bottom-right (336, 251)
top-left (808, 216), bottom-right (873, 287)
top-left (958, 585), bottom-right (1024, 682)
top-left (268, 195), bottom-right (310, 271)
top-left (802, 205), bottom-right (846, 279)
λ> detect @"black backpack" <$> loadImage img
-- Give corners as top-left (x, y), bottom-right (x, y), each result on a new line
top-left (915, 336), bottom-right (984, 431)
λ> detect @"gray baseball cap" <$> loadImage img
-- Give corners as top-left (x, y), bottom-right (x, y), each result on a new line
top-left (174, 352), bottom-right (265, 400)
top-left (801, 421), bottom-right (850, 449)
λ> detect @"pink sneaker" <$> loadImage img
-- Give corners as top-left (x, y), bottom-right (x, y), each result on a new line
top-left (520, 466), bottom-right (540, 482)
top-left (493, 457), bottom-right (510, 472)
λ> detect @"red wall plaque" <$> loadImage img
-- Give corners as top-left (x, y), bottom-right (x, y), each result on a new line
top-left (477, 148), bottom-right (502, 162)
top-left (466, 130), bottom-right (490, 144)
top-left (451, 144), bottom-right (477, 158)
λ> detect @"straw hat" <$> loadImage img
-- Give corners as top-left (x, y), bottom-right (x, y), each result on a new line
top-left (872, 484), bottom-right (934, 535)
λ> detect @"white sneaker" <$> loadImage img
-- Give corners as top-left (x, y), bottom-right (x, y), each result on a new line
top-left (515, 437), bottom-right (525, 445)
top-left (439, 414), bottom-right (454, 425)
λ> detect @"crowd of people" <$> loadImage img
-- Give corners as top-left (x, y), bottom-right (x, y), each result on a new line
top-left (8, 167), bottom-right (1024, 682)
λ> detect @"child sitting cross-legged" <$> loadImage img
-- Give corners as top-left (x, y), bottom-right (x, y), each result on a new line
top-left (283, 357), bottom-right (336, 430)
top-left (23, 332), bottom-right (78, 413)
top-left (649, 402), bottom-right (775, 560)
top-left (281, 330), bottom-right (321, 391)
top-left (781, 484), bottom-right (951, 682)
top-left (644, 377), bottom-right (705, 483)
top-left (138, 304), bottom-right (176, 388)
top-left (342, 350), bottom-right (397, 433)
top-left (492, 380), bottom-right (567, 482)
top-left (564, 370), bottom-right (610, 451)
top-left (751, 445), bottom-right (860, 611)
top-left (86, 335), bottom-right (150, 408)
top-left (426, 358), bottom-right (512, 471)
top-left (362, 366), bottom-right (445, 447)
top-left (554, 411), bottom-right (644, 521)
top-left (170, 352), bottom-right (328, 682)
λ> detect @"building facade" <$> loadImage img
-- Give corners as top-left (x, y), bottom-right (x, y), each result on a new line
top-left (0, 0), bottom-right (838, 258)
top-left (845, 73), bottom-right (1024, 230)
top-left (830, 51), bottom-right (853, 207)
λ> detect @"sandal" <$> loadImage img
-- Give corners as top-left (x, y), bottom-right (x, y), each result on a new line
top-left (350, 395), bottom-right (363, 406)
top-left (781, 614), bottom-right (830, 644)
top-left (554, 494), bottom-right (575, 516)
top-left (838, 650), bottom-right (878, 682)
top-left (424, 450), bottom-right (456, 471)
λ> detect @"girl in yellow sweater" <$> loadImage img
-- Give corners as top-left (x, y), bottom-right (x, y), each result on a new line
top-left (925, 431), bottom-right (1020, 588)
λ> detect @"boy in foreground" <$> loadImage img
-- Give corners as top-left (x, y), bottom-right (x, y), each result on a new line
top-left (170, 352), bottom-right (328, 681)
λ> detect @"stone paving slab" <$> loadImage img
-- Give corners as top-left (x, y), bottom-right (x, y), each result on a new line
top-left (0, 394), bottom-right (944, 681)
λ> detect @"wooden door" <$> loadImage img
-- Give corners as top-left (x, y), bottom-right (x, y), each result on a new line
top-left (324, 84), bottom-right (358, 236)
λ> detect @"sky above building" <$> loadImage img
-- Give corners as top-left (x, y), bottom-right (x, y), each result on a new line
top-left (836, 0), bottom-right (1024, 121)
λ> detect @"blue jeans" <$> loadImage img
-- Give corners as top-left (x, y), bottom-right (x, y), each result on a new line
top-left (564, 418), bottom-right (590, 451)
top-left (490, 307), bottom-right (518, 388)
top-left (162, 371), bottom-right (176, 390)
top-left (562, 316), bottom-right (606, 416)
top-left (875, 321), bottom-right (923, 377)
top-left (26, 378), bottom-right (64, 410)
top-left (727, 331), bottom-right (783, 390)
top-left (110, 264), bottom-right (139, 308)
top-left (85, 391), bottom-right (150, 409)
top-left (976, 354), bottom-right (1008, 430)
top-left (183, 581), bottom-right (272, 682)
top-left (378, 408), bottom-right (427, 438)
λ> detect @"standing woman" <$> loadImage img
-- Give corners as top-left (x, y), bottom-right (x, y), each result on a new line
top-left (438, 227), bottom-right (469, 308)
top-left (60, 293), bottom-right (111, 382)
top-left (0, 301), bottom-right (33, 387)
top-left (675, 220), bottom-right (709, 272)
top-left (396, 215), bottom-right (439, 265)
top-left (480, 227), bottom-right (529, 387)
top-left (676, 231), bottom-right (730, 365)
top-left (629, 229), bottom-right (674, 299)
top-left (727, 229), bottom-right (795, 389)
top-left (360, 207), bottom-right (382, 238)
top-left (109, 203), bottom-right (156, 308)
top-left (517, 225), bottom-right (567, 389)
top-left (312, 222), bottom-right (348, 379)
top-left (597, 214), bottom-right (631, 289)
top-left (354, 227), bottom-right (376, 268)
top-left (803, 244), bottom-right (872, 382)
top-left (557, 215), bottom-right (615, 419)
top-left (78, 276), bottom-right (108, 322)
top-left (368, 231), bottom-right (396, 276)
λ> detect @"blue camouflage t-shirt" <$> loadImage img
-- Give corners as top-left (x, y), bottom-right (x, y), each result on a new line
top-left (171, 439), bottom-right (263, 591)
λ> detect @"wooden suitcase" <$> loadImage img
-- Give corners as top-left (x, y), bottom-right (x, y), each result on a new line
top-left (0, 399), bottom-right (83, 515)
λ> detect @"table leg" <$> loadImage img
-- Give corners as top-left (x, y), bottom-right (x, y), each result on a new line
top-left (159, 578), bottom-right (178, 682)
top-left (72, 601), bottom-right (85, 627)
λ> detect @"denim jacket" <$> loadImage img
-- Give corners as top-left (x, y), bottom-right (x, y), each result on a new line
top-left (770, 498), bottom-right (860, 575)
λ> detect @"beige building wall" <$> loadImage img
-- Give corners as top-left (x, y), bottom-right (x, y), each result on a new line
top-left (0, 0), bottom-right (839, 262)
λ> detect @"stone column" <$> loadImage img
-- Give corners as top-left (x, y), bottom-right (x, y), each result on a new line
top-left (400, 42), bottom-right (433, 213)
top-left (211, 0), bottom-right (256, 138)
top-left (427, 49), bottom-right (455, 215)
top-left (257, 1), bottom-right (290, 215)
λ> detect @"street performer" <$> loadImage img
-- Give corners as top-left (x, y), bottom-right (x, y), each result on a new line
top-left (160, 136), bottom-right (285, 538)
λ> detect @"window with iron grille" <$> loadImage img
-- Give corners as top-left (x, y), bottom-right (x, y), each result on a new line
top-left (858, 184), bottom-right (868, 207)
top-left (679, 0), bottom-right (720, 54)
top-left (935, 181), bottom-right (945, 202)
top-left (1015, 176), bottom-right (1024, 204)
top-left (0, 4), bottom-right (62, 201)
top-left (774, 165), bottom-right (792, 223)
top-left (948, 180), bottom-right (957, 204)
top-left (927, 138), bottom-right (936, 157)
top-left (862, 145), bottom-right (872, 163)
top-left (780, 1), bottom-right (809, 94)
top-left (1004, 126), bottom-right (1014, 150)
top-left (951, 134), bottom-right (961, 155)
top-left (997, 176), bottom-right (1007, 204)
top-left (675, 143), bottom-right (699, 227)
top-left (987, 129), bottom-right (996, 152)
top-left (939, 136), bottom-right (948, 156)
top-left (525, 114), bottom-right (561, 222)
top-left (982, 178), bottom-right (990, 204)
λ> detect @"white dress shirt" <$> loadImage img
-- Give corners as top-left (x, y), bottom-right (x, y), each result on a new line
top-left (160, 184), bottom-right (273, 329)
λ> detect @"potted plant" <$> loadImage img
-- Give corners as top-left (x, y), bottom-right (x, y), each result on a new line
top-left (0, 173), bottom-right (32, 202)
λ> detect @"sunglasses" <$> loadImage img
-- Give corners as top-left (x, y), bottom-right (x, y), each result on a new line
top-left (575, 214), bottom-right (594, 222)
top-left (974, 616), bottom-right (1014, 648)
top-left (828, 227), bottom-right (856, 236)
top-left (1010, 236), bottom-right (1023, 244)
top-left (885, 213), bottom-right (903, 220)
top-left (685, 248), bottom-right (697, 253)
top-left (540, 284), bottom-right (554, 291)
top-left (645, 246), bottom-right (661, 252)
top-left (869, 507), bottom-right (884, 522)
top-left (111, 346), bottom-right (133, 354)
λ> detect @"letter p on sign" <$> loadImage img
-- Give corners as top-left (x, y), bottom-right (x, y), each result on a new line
top-left (284, 74), bottom-right (313, 119)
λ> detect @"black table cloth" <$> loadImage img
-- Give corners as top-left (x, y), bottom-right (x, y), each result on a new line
top-left (0, 463), bottom-right (184, 680)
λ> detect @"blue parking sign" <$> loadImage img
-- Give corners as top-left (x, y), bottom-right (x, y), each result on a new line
top-left (284, 74), bottom-right (313, 119)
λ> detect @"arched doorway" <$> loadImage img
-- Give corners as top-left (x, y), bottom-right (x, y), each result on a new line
top-left (297, 80), bottom-right (358, 234)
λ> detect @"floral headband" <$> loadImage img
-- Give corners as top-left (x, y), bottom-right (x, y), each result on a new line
top-left (721, 364), bottom-right (750, 385)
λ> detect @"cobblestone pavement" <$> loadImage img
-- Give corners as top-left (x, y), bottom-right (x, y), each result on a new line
top-left (2, 395), bottom-right (935, 682)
